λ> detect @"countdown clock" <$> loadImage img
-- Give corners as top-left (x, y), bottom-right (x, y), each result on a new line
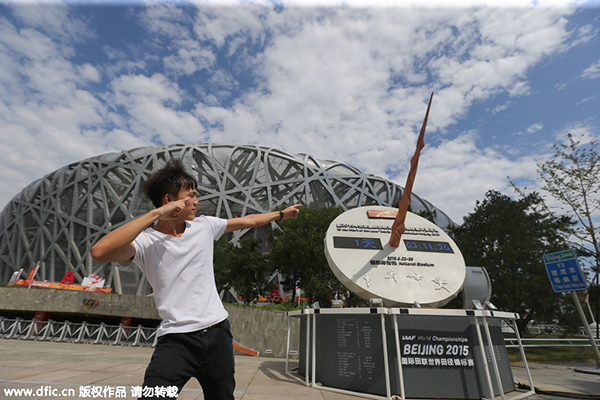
top-left (324, 206), bottom-right (466, 307)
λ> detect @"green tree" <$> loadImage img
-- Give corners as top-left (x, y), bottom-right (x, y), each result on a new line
top-left (269, 205), bottom-right (346, 307)
top-left (214, 235), bottom-right (235, 295)
top-left (228, 236), bottom-right (272, 305)
top-left (452, 190), bottom-right (574, 333)
top-left (537, 133), bottom-right (600, 261)
top-left (536, 133), bottom-right (600, 326)
top-left (214, 234), bottom-right (273, 305)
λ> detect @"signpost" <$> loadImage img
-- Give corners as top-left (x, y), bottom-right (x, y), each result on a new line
top-left (542, 249), bottom-right (587, 293)
top-left (543, 249), bottom-right (600, 370)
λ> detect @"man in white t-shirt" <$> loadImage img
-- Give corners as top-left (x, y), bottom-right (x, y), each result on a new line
top-left (91, 159), bottom-right (301, 400)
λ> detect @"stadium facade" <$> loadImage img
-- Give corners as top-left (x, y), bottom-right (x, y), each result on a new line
top-left (0, 144), bottom-right (454, 296)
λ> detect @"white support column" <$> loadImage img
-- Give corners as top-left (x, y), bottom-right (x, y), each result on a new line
top-left (472, 314), bottom-right (495, 400)
top-left (392, 314), bottom-right (405, 400)
top-left (380, 313), bottom-right (391, 399)
top-left (481, 313), bottom-right (505, 400)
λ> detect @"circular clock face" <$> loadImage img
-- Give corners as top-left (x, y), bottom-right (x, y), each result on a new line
top-left (324, 206), bottom-right (466, 307)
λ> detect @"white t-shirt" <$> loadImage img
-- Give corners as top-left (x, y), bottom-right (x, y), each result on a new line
top-left (122, 216), bottom-right (229, 337)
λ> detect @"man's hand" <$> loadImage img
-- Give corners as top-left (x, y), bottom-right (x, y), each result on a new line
top-left (156, 199), bottom-right (187, 220)
top-left (281, 204), bottom-right (302, 220)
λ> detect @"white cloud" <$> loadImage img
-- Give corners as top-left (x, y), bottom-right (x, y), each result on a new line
top-left (139, 6), bottom-right (219, 76)
top-left (509, 81), bottom-right (531, 97)
top-left (0, 5), bottom-right (154, 205)
top-left (9, 3), bottom-right (94, 45)
top-left (577, 95), bottom-right (597, 105)
top-left (140, 4), bottom-right (195, 40)
top-left (415, 132), bottom-right (544, 222)
top-left (489, 101), bottom-right (512, 115)
top-left (569, 22), bottom-right (598, 48)
top-left (582, 59), bottom-right (600, 79)
top-left (0, 3), bottom-right (591, 224)
top-left (109, 73), bottom-right (206, 143)
top-left (187, 6), bottom-right (578, 186)
top-left (527, 123), bottom-right (544, 133)
top-left (111, 73), bottom-right (182, 103)
top-left (0, 9), bottom-right (107, 202)
top-left (162, 38), bottom-right (216, 75)
top-left (553, 122), bottom-right (599, 145)
top-left (555, 82), bottom-right (567, 90)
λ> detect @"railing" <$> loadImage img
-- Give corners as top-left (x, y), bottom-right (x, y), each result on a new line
top-left (1, 316), bottom-right (599, 350)
top-left (505, 337), bottom-right (600, 348)
top-left (525, 323), bottom-right (598, 337)
top-left (501, 321), bottom-right (599, 337)
top-left (0, 317), bottom-right (158, 347)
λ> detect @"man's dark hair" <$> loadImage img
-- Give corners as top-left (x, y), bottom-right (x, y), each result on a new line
top-left (143, 159), bottom-right (198, 208)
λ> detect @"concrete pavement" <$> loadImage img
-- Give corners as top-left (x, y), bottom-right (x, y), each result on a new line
top-left (1, 339), bottom-right (599, 399)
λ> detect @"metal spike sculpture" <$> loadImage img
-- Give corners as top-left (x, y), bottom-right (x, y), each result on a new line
top-left (390, 92), bottom-right (434, 247)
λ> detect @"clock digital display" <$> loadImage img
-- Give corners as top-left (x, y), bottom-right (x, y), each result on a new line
top-left (333, 236), bottom-right (383, 250)
top-left (404, 239), bottom-right (454, 254)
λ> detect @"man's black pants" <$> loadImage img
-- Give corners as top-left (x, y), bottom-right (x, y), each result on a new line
top-left (140, 319), bottom-right (235, 400)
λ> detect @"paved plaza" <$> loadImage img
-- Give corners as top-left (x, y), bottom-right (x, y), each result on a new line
top-left (0, 339), bottom-right (599, 400)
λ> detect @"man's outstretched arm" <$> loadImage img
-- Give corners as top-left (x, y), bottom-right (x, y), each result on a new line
top-left (225, 204), bottom-right (301, 233)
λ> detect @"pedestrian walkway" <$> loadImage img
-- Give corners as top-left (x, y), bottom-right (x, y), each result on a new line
top-left (1, 339), bottom-right (598, 399)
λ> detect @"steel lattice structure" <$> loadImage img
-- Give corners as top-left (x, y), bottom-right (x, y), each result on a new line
top-left (0, 144), bottom-right (454, 295)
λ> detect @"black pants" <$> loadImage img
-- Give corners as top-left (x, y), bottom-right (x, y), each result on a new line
top-left (140, 320), bottom-right (235, 400)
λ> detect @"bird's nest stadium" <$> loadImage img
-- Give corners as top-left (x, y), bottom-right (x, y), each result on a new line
top-left (0, 144), bottom-right (454, 295)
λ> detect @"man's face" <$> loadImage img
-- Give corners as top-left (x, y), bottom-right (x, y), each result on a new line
top-left (174, 187), bottom-right (199, 220)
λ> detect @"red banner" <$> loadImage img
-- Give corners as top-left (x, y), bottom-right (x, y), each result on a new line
top-left (14, 279), bottom-right (112, 293)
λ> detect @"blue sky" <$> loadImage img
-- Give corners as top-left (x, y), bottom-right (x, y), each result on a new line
top-left (0, 0), bottom-right (599, 224)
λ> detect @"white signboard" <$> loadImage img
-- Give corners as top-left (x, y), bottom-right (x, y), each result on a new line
top-left (324, 206), bottom-right (466, 307)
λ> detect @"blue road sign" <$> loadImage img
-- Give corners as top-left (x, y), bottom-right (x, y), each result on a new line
top-left (542, 249), bottom-right (588, 293)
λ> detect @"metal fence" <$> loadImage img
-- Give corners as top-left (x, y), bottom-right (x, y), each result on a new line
top-left (0, 317), bottom-right (157, 347)
top-left (501, 321), bottom-right (599, 337)
top-left (505, 337), bottom-right (600, 348)
top-left (2, 316), bottom-right (599, 351)
top-left (525, 323), bottom-right (599, 337)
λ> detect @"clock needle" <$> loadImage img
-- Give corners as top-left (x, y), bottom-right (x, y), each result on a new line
top-left (390, 92), bottom-right (434, 247)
